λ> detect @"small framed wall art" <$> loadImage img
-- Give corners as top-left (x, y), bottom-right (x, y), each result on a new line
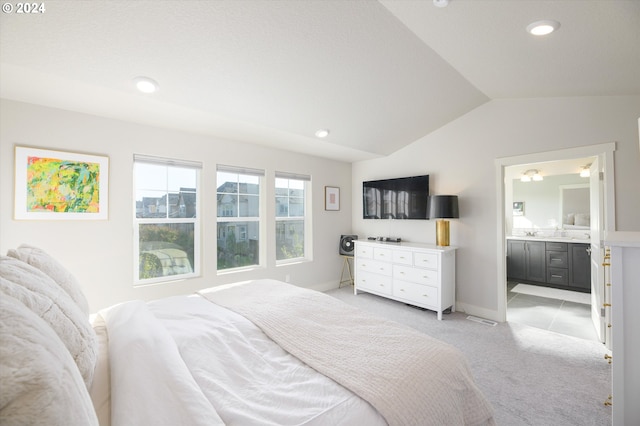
top-left (513, 201), bottom-right (524, 216)
top-left (14, 146), bottom-right (109, 220)
top-left (325, 186), bottom-right (340, 211)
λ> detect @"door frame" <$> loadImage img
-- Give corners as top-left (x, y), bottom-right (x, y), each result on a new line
top-left (495, 142), bottom-right (616, 322)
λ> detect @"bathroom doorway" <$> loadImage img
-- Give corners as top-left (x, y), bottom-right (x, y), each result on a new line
top-left (495, 143), bottom-right (615, 346)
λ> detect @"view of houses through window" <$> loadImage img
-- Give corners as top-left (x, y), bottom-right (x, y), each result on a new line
top-left (275, 173), bottom-right (309, 262)
top-left (133, 155), bottom-right (200, 284)
top-left (216, 166), bottom-right (263, 271)
top-left (134, 159), bottom-right (310, 282)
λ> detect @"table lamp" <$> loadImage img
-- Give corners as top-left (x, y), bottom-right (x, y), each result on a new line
top-left (427, 195), bottom-right (459, 246)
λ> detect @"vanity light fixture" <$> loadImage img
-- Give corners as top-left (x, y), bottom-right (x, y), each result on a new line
top-left (521, 169), bottom-right (543, 182)
top-left (580, 164), bottom-right (591, 178)
top-left (526, 20), bottom-right (560, 36)
top-left (133, 76), bottom-right (159, 94)
top-left (315, 129), bottom-right (330, 138)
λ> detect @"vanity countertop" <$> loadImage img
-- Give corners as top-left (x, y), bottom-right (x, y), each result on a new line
top-left (507, 235), bottom-right (591, 244)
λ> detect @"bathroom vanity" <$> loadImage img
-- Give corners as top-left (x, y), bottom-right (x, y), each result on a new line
top-left (507, 237), bottom-right (591, 292)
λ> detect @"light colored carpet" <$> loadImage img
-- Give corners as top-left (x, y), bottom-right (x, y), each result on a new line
top-left (326, 286), bottom-right (611, 426)
top-left (512, 283), bottom-right (591, 305)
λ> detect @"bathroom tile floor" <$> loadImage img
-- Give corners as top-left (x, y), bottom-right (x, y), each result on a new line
top-left (507, 281), bottom-right (600, 342)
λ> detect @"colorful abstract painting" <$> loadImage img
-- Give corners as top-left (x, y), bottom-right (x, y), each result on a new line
top-left (15, 147), bottom-right (109, 220)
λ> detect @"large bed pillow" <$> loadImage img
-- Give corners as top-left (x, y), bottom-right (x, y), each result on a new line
top-left (0, 294), bottom-right (99, 426)
top-left (0, 256), bottom-right (97, 388)
top-left (7, 244), bottom-right (90, 316)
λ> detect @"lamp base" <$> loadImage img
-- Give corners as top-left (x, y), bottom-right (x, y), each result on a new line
top-left (436, 219), bottom-right (450, 246)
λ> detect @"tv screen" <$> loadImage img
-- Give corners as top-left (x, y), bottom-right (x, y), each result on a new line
top-left (363, 175), bottom-right (429, 220)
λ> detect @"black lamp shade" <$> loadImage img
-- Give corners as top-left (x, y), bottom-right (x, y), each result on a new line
top-left (427, 195), bottom-right (459, 219)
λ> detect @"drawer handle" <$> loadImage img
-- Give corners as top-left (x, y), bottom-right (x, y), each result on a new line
top-left (400, 271), bottom-right (405, 275)
top-left (379, 284), bottom-right (385, 287)
top-left (379, 267), bottom-right (385, 271)
top-left (551, 274), bottom-right (563, 278)
top-left (422, 294), bottom-right (429, 298)
top-left (400, 289), bottom-right (405, 292)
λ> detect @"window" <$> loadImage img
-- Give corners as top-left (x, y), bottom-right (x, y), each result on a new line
top-left (275, 171), bottom-right (311, 262)
top-left (216, 165), bottom-right (264, 271)
top-left (133, 155), bottom-right (201, 284)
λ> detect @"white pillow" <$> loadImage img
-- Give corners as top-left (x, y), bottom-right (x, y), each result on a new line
top-left (0, 294), bottom-right (98, 426)
top-left (0, 256), bottom-right (97, 388)
top-left (7, 244), bottom-right (90, 316)
top-left (563, 213), bottom-right (575, 225)
top-left (575, 213), bottom-right (590, 227)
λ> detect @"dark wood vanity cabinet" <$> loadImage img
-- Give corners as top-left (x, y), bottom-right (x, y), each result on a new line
top-left (569, 243), bottom-right (591, 291)
top-left (507, 240), bottom-right (545, 283)
top-left (507, 239), bottom-right (591, 292)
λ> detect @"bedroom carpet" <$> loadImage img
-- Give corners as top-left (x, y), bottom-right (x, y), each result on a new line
top-left (325, 286), bottom-right (611, 426)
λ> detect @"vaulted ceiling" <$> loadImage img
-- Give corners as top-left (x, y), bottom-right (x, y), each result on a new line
top-left (1, 1), bottom-right (638, 162)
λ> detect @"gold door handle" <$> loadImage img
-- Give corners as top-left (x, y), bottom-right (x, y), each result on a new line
top-left (603, 303), bottom-right (612, 307)
top-left (604, 354), bottom-right (612, 364)
top-left (602, 262), bottom-right (611, 266)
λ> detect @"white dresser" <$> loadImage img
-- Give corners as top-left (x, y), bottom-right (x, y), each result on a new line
top-left (353, 240), bottom-right (456, 320)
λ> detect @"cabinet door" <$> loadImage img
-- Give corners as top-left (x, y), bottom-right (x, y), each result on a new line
top-left (569, 244), bottom-right (591, 291)
top-left (526, 241), bottom-right (546, 283)
top-left (507, 240), bottom-right (526, 281)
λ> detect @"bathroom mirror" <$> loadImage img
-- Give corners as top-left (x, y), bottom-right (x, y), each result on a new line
top-left (559, 184), bottom-right (590, 229)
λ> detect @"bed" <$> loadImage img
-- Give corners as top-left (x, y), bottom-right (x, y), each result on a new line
top-left (1, 245), bottom-right (495, 426)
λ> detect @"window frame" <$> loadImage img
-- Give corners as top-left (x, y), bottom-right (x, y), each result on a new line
top-left (275, 171), bottom-right (312, 265)
top-left (216, 165), bottom-right (265, 273)
top-left (133, 155), bottom-right (201, 286)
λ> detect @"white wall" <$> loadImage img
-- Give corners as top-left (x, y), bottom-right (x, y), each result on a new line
top-left (511, 174), bottom-right (587, 232)
top-left (0, 99), bottom-right (353, 312)
top-left (352, 96), bottom-right (640, 320)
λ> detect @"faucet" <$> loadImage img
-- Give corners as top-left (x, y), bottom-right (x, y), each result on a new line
top-left (525, 231), bottom-right (537, 237)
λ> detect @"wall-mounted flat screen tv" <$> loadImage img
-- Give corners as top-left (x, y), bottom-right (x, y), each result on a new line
top-left (363, 175), bottom-right (429, 220)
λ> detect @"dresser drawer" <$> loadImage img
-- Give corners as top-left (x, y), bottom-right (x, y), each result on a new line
top-left (393, 265), bottom-right (438, 286)
top-left (393, 280), bottom-right (438, 308)
top-left (357, 259), bottom-right (392, 276)
top-left (356, 271), bottom-right (392, 295)
top-left (356, 244), bottom-right (373, 259)
top-left (547, 267), bottom-right (569, 285)
top-left (414, 252), bottom-right (439, 270)
top-left (392, 249), bottom-right (413, 265)
top-left (373, 247), bottom-right (393, 262)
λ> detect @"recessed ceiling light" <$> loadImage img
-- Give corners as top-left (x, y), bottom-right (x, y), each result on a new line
top-left (526, 20), bottom-right (560, 36)
top-left (133, 76), bottom-right (159, 94)
top-left (315, 129), bottom-right (330, 138)
top-left (433, 0), bottom-right (449, 7)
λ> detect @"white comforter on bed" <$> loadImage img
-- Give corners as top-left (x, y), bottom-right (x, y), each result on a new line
top-left (101, 294), bottom-right (386, 426)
